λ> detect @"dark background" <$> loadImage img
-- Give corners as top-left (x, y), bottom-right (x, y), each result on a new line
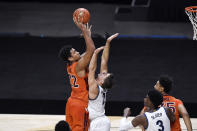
top-left (0, 36), bottom-right (197, 116)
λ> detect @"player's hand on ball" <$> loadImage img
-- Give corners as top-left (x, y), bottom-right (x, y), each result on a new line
top-left (84, 23), bottom-right (92, 37)
top-left (73, 17), bottom-right (92, 37)
top-left (73, 17), bottom-right (85, 30)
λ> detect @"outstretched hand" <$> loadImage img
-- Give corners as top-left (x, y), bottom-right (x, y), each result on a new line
top-left (94, 46), bottom-right (104, 54)
top-left (106, 33), bottom-right (119, 44)
top-left (123, 107), bottom-right (131, 118)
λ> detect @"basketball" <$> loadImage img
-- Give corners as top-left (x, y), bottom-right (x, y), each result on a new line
top-left (73, 8), bottom-right (90, 24)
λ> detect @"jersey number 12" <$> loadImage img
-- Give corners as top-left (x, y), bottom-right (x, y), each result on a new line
top-left (69, 75), bottom-right (79, 88)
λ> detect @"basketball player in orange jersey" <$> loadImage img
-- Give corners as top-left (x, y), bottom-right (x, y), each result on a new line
top-left (141, 75), bottom-right (192, 131)
top-left (59, 18), bottom-right (95, 131)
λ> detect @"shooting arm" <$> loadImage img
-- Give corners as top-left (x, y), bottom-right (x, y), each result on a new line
top-left (73, 21), bottom-right (95, 73)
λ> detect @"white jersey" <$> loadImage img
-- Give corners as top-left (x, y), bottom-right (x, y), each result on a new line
top-left (144, 107), bottom-right (170, 131)
top-left (88, 85), bottom-right (107, 121)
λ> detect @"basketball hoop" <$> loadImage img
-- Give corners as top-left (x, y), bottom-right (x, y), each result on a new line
top-left (185, 6), bottom-right (197, 40)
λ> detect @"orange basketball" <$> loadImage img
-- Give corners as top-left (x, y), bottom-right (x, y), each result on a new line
top-left (73, 8), bottom-right (90, 24)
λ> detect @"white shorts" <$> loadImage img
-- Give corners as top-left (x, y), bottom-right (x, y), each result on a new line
top-left (89, 115), bottom-right (111, 131)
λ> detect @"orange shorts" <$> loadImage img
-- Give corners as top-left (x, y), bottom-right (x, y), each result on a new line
top-left (65, 97), bottom-right (89, 131)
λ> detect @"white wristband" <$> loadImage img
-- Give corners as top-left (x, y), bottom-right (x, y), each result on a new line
top-left (119, 117), bottom-right (133, 131)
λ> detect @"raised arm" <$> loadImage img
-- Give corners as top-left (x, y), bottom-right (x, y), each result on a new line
top-left (88, 47), bottom-right (104, 99)
top-left (73, 18), bottom-right (95, 75)
top-left (100, 33), bottom-right (119, 73)
top-left (178, 104), bottom-right (193, 131)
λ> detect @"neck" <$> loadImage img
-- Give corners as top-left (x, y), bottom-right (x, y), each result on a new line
top-left (149, 107), bottom-right (158, 112)
top-left (147, 105), bottom-right (155, 111)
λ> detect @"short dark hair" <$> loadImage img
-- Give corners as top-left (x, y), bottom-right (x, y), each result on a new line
top-left (159, 75), bottom-right (173, 93)
top-left (55, 120), bottom-right (71, 131)
top-left (58, 45), bottom-right (72, 63)
top-left (102, 74), bottom-right (114, 89)
top-left (148, 89), bottom-right (163, 109)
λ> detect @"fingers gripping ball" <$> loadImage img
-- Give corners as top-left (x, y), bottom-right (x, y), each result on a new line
top-left (73, 8), bottom-right (90, 24)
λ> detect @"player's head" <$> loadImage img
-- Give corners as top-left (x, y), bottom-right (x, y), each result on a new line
top-left (144, 89), bottom-right (163, 109)
top-left (59, 45), bottom-right (80, 64)
top-left (97, 72), bottom-right (114, 89)
top-left (55, 120), bottom-right (71, 131)
top-left (154, 75), bottom-right (173, 94)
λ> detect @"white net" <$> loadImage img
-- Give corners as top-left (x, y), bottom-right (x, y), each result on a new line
top-left (185, 6), bottom-right (197, 40)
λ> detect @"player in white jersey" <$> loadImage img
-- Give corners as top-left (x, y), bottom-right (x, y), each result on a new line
top-left (119, 89), bottom-right (176, 131)
top-left (145, 106), bottom-right (170, 131)
top-left (88, 33), bottom-right (119, 131)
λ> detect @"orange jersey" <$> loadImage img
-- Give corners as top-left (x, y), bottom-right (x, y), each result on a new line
top-left (162, 95), bottom-right (183, 131)
top-left (67, 62), bottom-right (89, 103)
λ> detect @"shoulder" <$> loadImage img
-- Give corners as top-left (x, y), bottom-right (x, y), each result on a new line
top-left (67, 62), bottom-right (77, 70)
top-left (166, 95), bottom-right (183, 105)
top-left (176, 99), bottom-right (183, 104)
top-left (89, 85), bottom-right (100, 100)
top-left (173, 96), bottom-right (183, 105)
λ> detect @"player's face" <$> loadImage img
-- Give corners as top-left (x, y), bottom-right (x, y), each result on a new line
top-left (69, 48), bottom-right (80, 61)
top-left (98, 72), bottom-right (110, 83)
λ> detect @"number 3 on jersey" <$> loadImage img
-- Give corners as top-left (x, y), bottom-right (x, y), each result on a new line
top-left (156, 120), bottom-right (164, 131)
top-left (69, 75), bottom-right (79, 88)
